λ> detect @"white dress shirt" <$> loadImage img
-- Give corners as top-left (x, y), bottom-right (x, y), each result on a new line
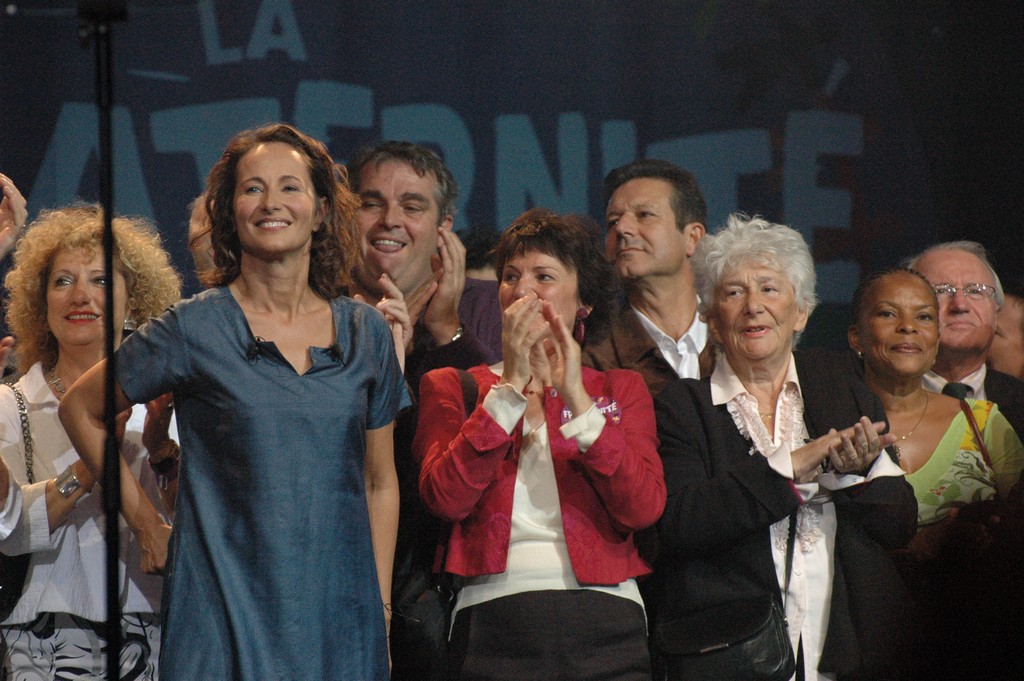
top-left (633, 305), bottom-right (707, 380)
top-left (922, 364), bottom-right (988, 399)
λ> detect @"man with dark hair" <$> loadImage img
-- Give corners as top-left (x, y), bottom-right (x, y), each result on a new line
top-left (583, 159), bottom-right (710, 395)
top-left (348, 141), bottom-right (501, 370)
top-left (346, 142), bottom-right (500, 681)
top-left (904, 241), bottom-right (1024, 435)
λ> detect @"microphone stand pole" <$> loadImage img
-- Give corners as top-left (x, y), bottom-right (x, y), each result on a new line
top-left (78, 2), bottom-right (127, 678)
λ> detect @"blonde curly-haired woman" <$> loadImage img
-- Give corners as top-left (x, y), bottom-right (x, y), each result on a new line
top-left (0, 204), bottom-right (180, 679)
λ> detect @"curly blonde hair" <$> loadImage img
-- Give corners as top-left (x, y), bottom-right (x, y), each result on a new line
top-left (4, 203), bottom-right (182, 373)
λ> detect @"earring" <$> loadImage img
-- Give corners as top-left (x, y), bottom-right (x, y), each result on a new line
top-left (856, 351), bottom-right (863, 359)
top-left (572, 308), bottom-right (590, 345)
top-left (123, 318), bottom-right (138, 333)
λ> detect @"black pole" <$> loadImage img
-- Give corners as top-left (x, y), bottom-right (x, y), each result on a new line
top-left (78, 2), bottom-right (127, 679)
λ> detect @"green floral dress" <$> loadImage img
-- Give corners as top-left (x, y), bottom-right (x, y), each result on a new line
top-left (907, 399), bottom-right (1024, 528)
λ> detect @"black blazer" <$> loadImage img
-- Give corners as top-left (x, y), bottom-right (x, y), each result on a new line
top-left (650, 350), bottom-right (917, 679)
top-left (985, 368), bottom-right (1024, 439)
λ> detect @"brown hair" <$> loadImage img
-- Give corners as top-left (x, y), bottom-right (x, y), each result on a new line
top-left (492, 208), bottom-right (615, 345)
top-left (202, 123), bottom-right (360, 299)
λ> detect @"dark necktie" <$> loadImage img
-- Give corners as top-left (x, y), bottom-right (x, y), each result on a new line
top-left (942, 382), bottom-right (971, 400)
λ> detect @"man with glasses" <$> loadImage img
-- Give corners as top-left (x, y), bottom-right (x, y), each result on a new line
top-left (904, 241), bottom-right (1024, 436)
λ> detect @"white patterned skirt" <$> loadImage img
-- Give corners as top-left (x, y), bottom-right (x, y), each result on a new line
top-left (1, 612), bottom-right (160, 681)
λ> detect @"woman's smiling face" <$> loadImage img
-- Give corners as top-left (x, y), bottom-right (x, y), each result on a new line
top-left (708, 263), bottom-right (807, 375)
top-left (850, 270), bottom-right (939, 381)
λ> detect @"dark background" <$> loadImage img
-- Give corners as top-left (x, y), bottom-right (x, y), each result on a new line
top-left (880, 1), bottom-right (1022, 284)
top-left (1, 1), bottom-right (1021, 347)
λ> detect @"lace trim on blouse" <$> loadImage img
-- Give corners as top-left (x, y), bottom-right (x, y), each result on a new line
top-left (726, 385), bottom-right (824, 554)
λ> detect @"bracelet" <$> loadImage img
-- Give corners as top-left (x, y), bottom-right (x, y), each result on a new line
top-left (54, 466), bottom-right (82, 498)
top-left (148, 441), bottom-right (180, 475)
top-left (149, 441), bottom-right (181, 490)
top-left (449, 325), bottom-right (465, 343)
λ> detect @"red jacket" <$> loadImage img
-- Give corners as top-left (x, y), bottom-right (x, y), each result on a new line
top-left (413, 364), bottom-right (665, 585)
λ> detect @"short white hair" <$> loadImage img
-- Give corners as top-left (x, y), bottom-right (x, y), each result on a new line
top-left (694, 214), bottom-right (817, 343)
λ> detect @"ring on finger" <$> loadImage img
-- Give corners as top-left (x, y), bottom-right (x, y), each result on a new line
top-left (859, 442), bottom-right (870, 455)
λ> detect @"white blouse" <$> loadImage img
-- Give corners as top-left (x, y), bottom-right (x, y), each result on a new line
top-left (452, 365), bottom-right (642, 621)
top-left (710, 354), bottom-right (903, 681)
top-left (0, 363), bottom-right (176, 625)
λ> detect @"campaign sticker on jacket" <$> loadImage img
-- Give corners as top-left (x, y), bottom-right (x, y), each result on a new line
top-left (560, 396), bottom-right (622, 425)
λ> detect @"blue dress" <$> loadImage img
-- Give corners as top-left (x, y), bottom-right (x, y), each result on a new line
top-left (116, 287), bottom-right (410, 681)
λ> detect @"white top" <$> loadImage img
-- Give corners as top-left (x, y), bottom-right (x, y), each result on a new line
top-left (633, 304), bottom-right (707, 379)
top-left (710, 355), bottom-right (903, 681)
top-left (0, 363), bottom-right (175, 625)
top-left (922, 364), bottom-right (987, 399)
top-left (452, 365), bottom-right (642, 621)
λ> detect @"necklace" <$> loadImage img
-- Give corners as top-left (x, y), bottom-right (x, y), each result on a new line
top-left (45, 368), bottom-right (67, 397)
top-left (891, 391), bottom-right (929, 457)
top-left (759, 412), bottom-right (775, 420)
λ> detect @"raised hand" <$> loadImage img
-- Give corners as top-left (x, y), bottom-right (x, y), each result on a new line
top-left (1, 173), bottom-right (28, 259)
top-left (356, 273), bottom-right (413, 372)
top-left (498, 292), bottom-right (548, 392)
top-left (423, 227), bottom-right (467, 345)
top-left (537, 301), bottom-right (592, 416)
top-left (792, 418), bottom-right (896, 482)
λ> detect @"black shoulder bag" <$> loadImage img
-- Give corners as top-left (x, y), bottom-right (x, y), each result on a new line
top-left (0, 386), bottom-right (35, 616)
top-left (388, 369), bottom-right (477, 681)
top-left (653, 512), bottom-right (799, 681)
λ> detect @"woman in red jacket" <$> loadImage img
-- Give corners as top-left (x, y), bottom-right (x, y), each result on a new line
top-left (414, 208), bottom-right (666, 681)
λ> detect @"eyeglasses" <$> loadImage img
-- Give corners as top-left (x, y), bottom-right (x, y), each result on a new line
top-left (932, 283), bottom-right (996, 301)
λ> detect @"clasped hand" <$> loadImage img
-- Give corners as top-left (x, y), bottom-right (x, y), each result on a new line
top-left (499, 294), bottom-right (592, 416)
top-left (792, 416), bottom-right (897, 482)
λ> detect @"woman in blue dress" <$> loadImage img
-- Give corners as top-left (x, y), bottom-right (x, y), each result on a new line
top-left (59, 123), bottom-right (409, 680)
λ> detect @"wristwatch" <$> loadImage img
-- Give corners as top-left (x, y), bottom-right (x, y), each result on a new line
top-left (55, 466), bottom-right (82, 498)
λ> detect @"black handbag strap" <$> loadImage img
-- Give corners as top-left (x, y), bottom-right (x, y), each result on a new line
top-left (456, 369), bottom-right (479, 420)
top-left (781, 510), bottom-right (797, 613)
top-left (7, 385), bottom-right (34, 484)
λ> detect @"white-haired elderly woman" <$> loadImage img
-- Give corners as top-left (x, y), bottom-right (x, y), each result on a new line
top-left (647, 214), bottom-right (918, 681)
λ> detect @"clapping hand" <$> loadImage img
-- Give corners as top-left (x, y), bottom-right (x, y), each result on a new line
top-left (827, 416), bottom-right (897, 474)
top-left (0, 173), bottom-right (27, 259)
top-left (355, 273), bottom-right (412, 372)
top-left (422, 227), bottom-right (467, 346)
top-left (792, 417), bottom-right (896, 482)
top-left (535, 301), bottom-right (592, 416)
top-left (498, 292), bottom-right (548, 392)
